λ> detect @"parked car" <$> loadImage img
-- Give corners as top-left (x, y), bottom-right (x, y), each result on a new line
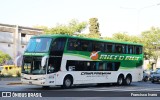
top-left (143, 70), bottom-right (151, 81)
top-left (0, 65), bottom-right (18, 76)
top-left (150, 69), bottom-right (160, 83)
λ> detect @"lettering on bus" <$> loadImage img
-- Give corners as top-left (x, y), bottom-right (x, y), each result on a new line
top-left (81, 72), bottom-right (111, 78)
top-left (90, 51), bottom-right (140, 61)
top-left (81, 72), bottom-right (111, 75)
top-left (98, 55), bottom-right (140, 61)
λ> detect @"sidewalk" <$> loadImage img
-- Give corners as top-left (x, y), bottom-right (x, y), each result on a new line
top-left (0, 77), bottom-right (20, 81)
top-left (0, 77), bottom-right (21, 85)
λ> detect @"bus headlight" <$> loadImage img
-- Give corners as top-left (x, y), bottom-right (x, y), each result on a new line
top-left (37, 77), bottom-right (45, 80)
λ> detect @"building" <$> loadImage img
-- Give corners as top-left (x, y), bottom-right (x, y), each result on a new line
top-left (0, 23), bottom-right (44, 64)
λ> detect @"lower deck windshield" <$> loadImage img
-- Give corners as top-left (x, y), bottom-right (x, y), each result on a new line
top-left (22, 56), bottom-right (62, 75)
top-left (22, 57), bottom-right (46, 75)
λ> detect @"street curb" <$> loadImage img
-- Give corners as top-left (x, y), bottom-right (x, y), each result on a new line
top-left (7, 82), bottom-right (23, 85)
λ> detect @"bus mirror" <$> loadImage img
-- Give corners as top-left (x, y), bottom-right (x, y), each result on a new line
top-left (41, 56), bottom-right (49, 67)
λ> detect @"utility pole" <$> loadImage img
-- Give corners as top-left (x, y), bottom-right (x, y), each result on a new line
top-left (14, 25), bottom-right (18, 66)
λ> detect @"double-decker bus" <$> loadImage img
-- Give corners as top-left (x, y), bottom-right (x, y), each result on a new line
top-left (21, 34), bottom-right (143, 88)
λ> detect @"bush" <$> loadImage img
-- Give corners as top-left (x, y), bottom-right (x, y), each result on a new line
top-left (0, 51), bottom-right (11, 65)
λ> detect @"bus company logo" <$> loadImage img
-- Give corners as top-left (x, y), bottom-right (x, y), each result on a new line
top-left (90, 51), bottom-right (100, 60)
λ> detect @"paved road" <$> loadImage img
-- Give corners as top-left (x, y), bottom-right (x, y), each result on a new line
top-left (0, 81), bottom-right (160, 94)
top-left (0, 81), bottom-right (160, 91)
top-left (1, 81), bottom-right (160, 99)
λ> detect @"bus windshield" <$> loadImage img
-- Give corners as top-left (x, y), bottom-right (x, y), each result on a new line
top-left (25, 38), bottom-right (52, 52)
top-left (22, 57), bottom-right (46, 75)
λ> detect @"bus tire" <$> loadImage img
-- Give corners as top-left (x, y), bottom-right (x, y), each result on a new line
top-left (117, 75), bottom-right (124, 86)
top-left (151, 80), bottom-right (155, 83)
top-left (124, 75), bottom-right (132, 85)
top-left (62, 76), bottom-right (73, 89)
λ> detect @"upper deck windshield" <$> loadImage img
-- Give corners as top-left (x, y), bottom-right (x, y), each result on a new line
top-left (25, 38), bottom-right (52, 53)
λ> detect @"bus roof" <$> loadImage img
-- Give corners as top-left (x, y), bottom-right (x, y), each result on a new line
top-left (32, 34), bottom-right (143, 46)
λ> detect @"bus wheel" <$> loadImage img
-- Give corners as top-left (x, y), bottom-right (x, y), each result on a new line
top-left (62, 76), bottom-right (73, 89)
top-left (117, 75), bottom-right (124, 86)
top-left (124, 76), bottom-right (132, 85)
top-left (151, 80), bottom-right (155, 83)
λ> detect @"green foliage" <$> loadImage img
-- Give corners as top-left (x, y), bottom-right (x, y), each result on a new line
top-left (34, 19), bottom-right (87, 35)
top-left (141, 27), bottom-right (160, 60)
top-left (111, 32), bottom-right (141, 43)
top-left (146, 63), bottom-right (152, 70)
top-left (34, 18), bottom-right (160, 61)
top-left (89, 18), bottom-right (101, 37)
top-left (33, 26), bottom-right (50, 33)
top-left (103, 36), bottom-right (113, 40)
top-left (75, 33), bottom-right (88, 37)
top-left (0, 51), bottom-right (11, 65)
top-left (112, 32), bottom-right (131, 41)
top-left (86, 33), bottom-right (100, 39)
top-left (108, 27), bottom-right (160, 61)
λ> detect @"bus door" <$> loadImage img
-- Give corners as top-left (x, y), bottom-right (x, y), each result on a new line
top-left (47, 38), bottom-right (67, 84)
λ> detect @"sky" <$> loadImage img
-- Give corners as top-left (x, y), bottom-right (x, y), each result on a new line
top-left (0, 0), bottom-right (160, 37)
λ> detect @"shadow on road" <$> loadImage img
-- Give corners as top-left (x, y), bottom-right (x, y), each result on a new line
top-left (22, 83), bottom-right (137, 91)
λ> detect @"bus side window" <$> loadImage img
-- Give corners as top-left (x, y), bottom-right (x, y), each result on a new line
top-left (66, 60), bottom-right (75, 71)
top-left (106, 62), bottom-right (120, 71)
top-left (127, 45), bottom-right (134, 54)
top-left (51, 38), bottom-right (66, 51)
top-left (106, 43), bottom-right (115, 53)
top-left (98, 62), bottom-right (104, 71)
top-left (80, 40), bottom-right (90, 51)
top-left (126, 45), bottom-right (128, 54)
top-left (66, 61), bottom-right (120, 71)
top-left (67, 38), bottom-right (78, 51)
top-left (135, 46), bottom-right (142, 54)
top-left (114, 62), bottom-right (120, 71)
top-left (139, 46), bottom-right (142, 54)
top-left (107, 63), bottom-right (112, 71)
top-left (90, 62), bottom-right (96, 71)
top-left (122, 45), bottom-right (125, 54)
top-left (115, 44), bottom-right (125, 54)
top-left (100, 43), bottom-right (105, 52)
top-left (106, 44), bottom-right (111, 53)
top-left (92, 42), bottom-right (105, 52)
top-left (115, 44), bottom-right (122, 53)
top-left (50, 38), bottom-right (66, 56)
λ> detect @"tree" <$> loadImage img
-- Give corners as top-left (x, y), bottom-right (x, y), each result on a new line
top-left (88, 18), bottom-right (101, 38)
top-left (35, 19), bottom-right (87, 35)
top-left (112, 32), bottom-right (130, 41)
top-left (141, 27), bottom-right (160, 63)
top-left (33, 26), bottom-right (50, 33)
top-left (0, 51), bottom-right (11, 65)
top-left (111, 32), bottom-right (141, 43)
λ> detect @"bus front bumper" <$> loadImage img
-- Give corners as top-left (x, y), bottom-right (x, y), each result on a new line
top-left (21, 78), bottom-right (48, 86)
